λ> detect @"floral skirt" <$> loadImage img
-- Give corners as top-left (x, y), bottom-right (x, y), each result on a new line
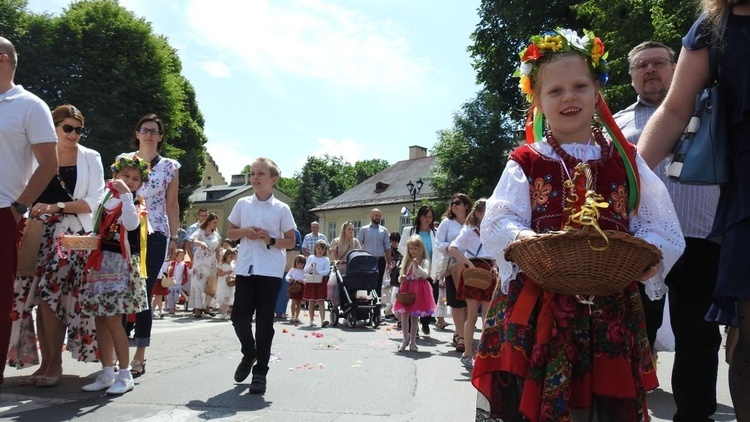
top-left (81, 251), bottom-right (148, 316)
top-left (303, 277), bottom-right (328, 301)
top-left (472, 273), bottom-right (656, 422)
top-left (392, 278), bottom-right (437, 317)
top-left (8, 214), bottom-right (97, 369)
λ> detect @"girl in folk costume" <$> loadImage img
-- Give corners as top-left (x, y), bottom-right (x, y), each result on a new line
top-left (80, 156), bottom-right (151, 395)
top-left (216, 248), bottom-right (237, 320)
top-left (165, 249), bottom-right (190, 314)
top-left (393, 235), bottom-right (437, 352)
top-left (447, 198), bottom-right (497, 370)
top-left (286, 254), bottom-right (307, 324)
top-left (303, 240), bottom-right (331, 327)
top-left (472, 29), bottom-right (685, 421)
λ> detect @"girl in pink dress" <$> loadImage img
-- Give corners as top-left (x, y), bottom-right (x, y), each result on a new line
top-left (393, 235), bottom-right (436, 352)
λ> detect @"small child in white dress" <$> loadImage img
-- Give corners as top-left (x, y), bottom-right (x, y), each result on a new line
top-left (216, 248), bottom-right (236, 320)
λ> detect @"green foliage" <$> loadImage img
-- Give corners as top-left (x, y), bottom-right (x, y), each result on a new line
top-left (289, 155), bottom-right (390, 236)
top-left (430, 90), bottom-right (518, 203)
top-left (276, 176), bottom-right (300, 198)
top-left (4, 0), bottom-right (207, 221)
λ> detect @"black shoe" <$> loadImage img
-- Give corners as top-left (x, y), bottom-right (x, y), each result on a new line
top-left (247, 375), bottom-right (266, 394)
top-left (234, 354), bottom-right (257, 382)
top-left (421, 324), bottom-right (430, 336)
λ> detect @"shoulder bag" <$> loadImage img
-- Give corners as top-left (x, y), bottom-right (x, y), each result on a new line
top-left (667, 11), bottom-right (729, 185)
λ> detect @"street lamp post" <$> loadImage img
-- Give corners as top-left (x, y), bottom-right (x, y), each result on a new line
top-left (406, 178), bottom-right (424, 216)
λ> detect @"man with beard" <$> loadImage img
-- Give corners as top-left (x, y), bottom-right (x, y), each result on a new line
top-left (357, 208), bottom-right (392, 305)
top-left (614, 41), bottom-right (722, 422)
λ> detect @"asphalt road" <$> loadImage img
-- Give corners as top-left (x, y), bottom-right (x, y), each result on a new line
top-left (0, 309), bottom-right (737, 421)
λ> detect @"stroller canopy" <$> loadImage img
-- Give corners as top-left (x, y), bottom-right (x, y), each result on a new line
top-left (345, 250), bottom-right (378, 276)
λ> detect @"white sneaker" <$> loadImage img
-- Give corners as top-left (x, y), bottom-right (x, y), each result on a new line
top-left (82, 373), bottom-right (115, 392)
top-left (460, 355), bottom-right (474, 369)
top-left (106, 376), bottom-right (134, 395)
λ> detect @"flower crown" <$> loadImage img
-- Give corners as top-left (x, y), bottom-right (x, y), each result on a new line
top-left (111, 155), bottom-right (150, 183)
top-left (514, 28), bottom-right (609, 103)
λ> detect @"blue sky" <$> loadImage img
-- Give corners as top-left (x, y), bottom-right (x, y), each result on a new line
top-left (26, 0), bottom-right (482, 179)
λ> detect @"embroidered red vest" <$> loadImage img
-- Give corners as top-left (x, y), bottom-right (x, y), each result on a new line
top-left (509, 141), bottom-right (637, 233)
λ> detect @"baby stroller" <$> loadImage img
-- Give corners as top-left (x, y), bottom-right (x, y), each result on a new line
top-left (328, 249), bottom-right (382, 328)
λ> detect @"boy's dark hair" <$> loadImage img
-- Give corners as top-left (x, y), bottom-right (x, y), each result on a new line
top-left (389, 231), bottom-right (401, 242)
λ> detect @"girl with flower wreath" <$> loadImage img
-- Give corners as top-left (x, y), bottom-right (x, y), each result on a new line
top-left (80, 155), bottom-right (150, 395)
top-left (472, 28), bottom-right (685, 421)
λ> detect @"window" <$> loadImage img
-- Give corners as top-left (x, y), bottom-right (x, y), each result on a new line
top-left (399, 216), bottom-right (410, 233)
top-left (352, 220), bottom-right (362, 237)
top-left (380, 218), bottom-right (386, 231)
top-left (328, 222), bottom-right (336, 240)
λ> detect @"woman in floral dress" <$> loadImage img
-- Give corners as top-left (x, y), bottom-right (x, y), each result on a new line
top-left (189, 213), bottom-right (222, 318)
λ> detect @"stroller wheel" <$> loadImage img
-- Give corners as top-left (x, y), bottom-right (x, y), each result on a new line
top-left (346, 312), bottom-right (356, 328)
top-left (330, 307), bottom-right (339, 327)
top-left (371, 311), bottom-right (381, 328)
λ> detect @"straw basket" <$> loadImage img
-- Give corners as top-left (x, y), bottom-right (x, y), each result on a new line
top-left (226, 276), bottom-right (236, 287)
top-left (463, 267), bottom-right (494, 290)
top-left (305, 274), bottom-right (323, 284)
top-left (288, 283), bottom-right (302, 294)
top-left (160, 277), bottom-right (176, 288)
top-left (61, 234), bottom-right (100, 251)
top-left (396, 292), bottom-right (415, 305)
top-left (504, 228), bottom-right (662, 296)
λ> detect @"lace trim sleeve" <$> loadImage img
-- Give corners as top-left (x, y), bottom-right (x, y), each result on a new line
top-left (480, 160), bottom-right (532, 294)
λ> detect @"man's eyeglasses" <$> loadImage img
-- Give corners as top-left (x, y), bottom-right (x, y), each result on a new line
top-left (630, 58), bottom-right (672, 73)
top-left (61, 124), bottom-right (84, 135)
top-left (138, 128), bottom-right (163, 135)
top-left (451, 200), bottom-right (463, 206)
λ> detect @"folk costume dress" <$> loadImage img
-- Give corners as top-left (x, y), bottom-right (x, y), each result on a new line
top-left (392, 259), bottom-right (437, 317)
top-left (81, 193), bottom-right (148, 317)
top-left (303, 255), bottom-right (330, 301)
top-left (188, 229), bottom-right (221, 309)
top-left (473, 138), bottom-right (685, 422)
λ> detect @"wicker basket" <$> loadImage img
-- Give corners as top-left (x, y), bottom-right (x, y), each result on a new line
top-left (463, 267), bottom-right (494, 290)
top-left (504, 228), bottom-right (662, 296)
top-left (160, 277), bottom-right (176, 288)
top-left (61, 234), bottom-right (100, 251)
top-left (288, 283), bottom-right (302, 294)
top-left (396, 292), bottom-right (415, 305)
top-left (305, 274), bottom-right (323, 284)
top-left (226, 276), bottom-right (236, 287)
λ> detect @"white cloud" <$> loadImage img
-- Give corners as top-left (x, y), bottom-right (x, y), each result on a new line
top-left (312, 137), bottom-right (371, 164)
top-left (185, 0), bottom-right (432, 92)
top-left (201, 60), bottom-right (232, 78)
top-left (205, 138), bottom-right (254, 180)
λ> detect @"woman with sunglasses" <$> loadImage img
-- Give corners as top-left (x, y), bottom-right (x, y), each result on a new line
top-left (117, 113), bottom-right (180, 378)
top-left (9, 104), bottom-right (105, 387)
top-left (435, 193), bottom-right (472, 353)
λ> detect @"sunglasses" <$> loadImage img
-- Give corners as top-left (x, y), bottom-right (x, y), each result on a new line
top-left (61, 124), bottom-right (84, 135)
top-left (451, 200), bottom-right (463, 206)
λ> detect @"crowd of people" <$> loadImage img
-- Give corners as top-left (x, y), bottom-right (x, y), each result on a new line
top-left (3, 1), bottom-right (750, 418)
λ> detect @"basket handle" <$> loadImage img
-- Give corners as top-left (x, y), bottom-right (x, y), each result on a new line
top-left (57, 233), bottom-right (70, 260)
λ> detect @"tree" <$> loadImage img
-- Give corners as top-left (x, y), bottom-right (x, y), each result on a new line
top-left (7, 0), bottom-right (207, 220)
top-left (430, 90), bottom-right (517, 202)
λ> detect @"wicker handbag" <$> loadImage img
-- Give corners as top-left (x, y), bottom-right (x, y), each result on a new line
top-left (161, 277), bottom-right (176, 288)
top-left (288, 283), bottom-right (302, 294)
top-left (226, 275), bottom-right (236, 287)
top-left (396, 292), bottom-right (415, 305)
top-left (462, 267), bottom-right (494, 290)
top-left (61, 234), bottom-right (100, 250)
top-left (304, 274), bottom-right (324, 284)
top-left (504, 228), bottom-right (662, 296)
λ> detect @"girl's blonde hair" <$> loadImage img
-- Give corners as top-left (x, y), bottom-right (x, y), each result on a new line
top-left (400, 235), bottom-right (429, 276)
top-left (466, 198), bottom-right (487, 229)
top-left (314, 239), bottom-right (329, 256)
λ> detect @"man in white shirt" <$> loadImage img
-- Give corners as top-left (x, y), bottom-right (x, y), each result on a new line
top-left (0, 37), bottom-right (58, 389)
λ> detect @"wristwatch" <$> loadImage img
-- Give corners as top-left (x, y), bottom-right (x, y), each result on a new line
top-left (57, 202), bottom-right (66, 210)
top-left (269, 238), bottom-right (276, 246)
top-left (11, 201), bottom-right (28, 215)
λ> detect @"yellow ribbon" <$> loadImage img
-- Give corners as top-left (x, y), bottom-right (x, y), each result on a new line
top-left (567, 190), bottom-right (610, 251)
top-left (137, 195), bottom-right (148, 278)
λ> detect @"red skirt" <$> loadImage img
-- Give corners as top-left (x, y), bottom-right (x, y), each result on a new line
top-left (456, 259), bottom-right (496, 302)
top-left (303, 276), bottom-right (328, 301)
top-left (152, 280), bottom-right (170, 296)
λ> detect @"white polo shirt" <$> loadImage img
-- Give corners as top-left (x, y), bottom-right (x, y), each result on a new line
top-left (0, 85), bottom-right (57, 206)
top-left (228, 193), bottom-right (296, 278)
